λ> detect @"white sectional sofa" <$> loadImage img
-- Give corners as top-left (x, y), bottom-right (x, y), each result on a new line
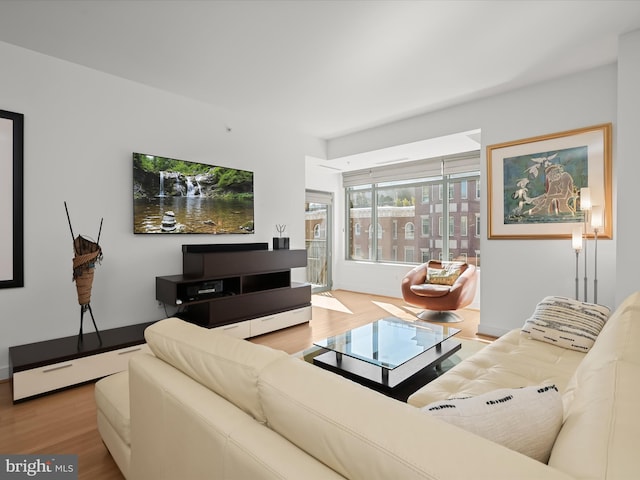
top-left (95, 291), bottom-right (640, 480)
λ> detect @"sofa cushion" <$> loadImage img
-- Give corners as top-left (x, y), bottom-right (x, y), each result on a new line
top-left (521, 296), bottom-right (610, 352)
top-left (407, 329), bottom-right (585, 408)
top-left (548, 291), bottom-right (640, 479)
top-left (144, 318), bottom-right (287, 423)
top-left (423, 385), bottom-right (562, 463)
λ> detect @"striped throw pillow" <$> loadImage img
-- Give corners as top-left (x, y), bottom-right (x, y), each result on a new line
top-left (521, 296), bottom-right (610, 352)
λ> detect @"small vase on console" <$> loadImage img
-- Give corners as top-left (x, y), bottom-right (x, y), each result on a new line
top-left (273, 224), bottom-right (289, 249)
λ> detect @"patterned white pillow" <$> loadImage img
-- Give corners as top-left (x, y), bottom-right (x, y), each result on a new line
top-left (522, 296), bottom-right (610, 352)
top-left (426, 262), bottom-right (464, 286)
top-left (423, 385), bottom-right (562, 463)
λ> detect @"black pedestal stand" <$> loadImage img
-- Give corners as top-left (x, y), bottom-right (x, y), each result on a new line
top-left (78, 303), bottom-right (102, 350)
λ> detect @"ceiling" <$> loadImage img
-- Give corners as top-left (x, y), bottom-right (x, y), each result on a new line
top-left (0, 1), bottom-right (639, 166)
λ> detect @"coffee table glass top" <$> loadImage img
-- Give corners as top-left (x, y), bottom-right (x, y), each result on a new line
top-left (314, 317), bottom-right (460, 370)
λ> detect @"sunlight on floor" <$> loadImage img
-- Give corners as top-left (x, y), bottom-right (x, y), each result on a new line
top-left (311, 294), bottom-right (353, 314)
top-left (371, 301), bottom-right (417, 321)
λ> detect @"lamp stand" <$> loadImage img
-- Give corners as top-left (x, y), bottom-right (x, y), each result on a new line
top-left (593, 228), bottom-right (599, 304)
top-left (583, 211), bottom-right (589, 302)
top-left (574, 249), bottom-right (580, 301)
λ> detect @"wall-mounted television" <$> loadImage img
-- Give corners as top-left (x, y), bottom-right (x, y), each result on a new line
top-left (133, 153), bottom-right (254, 234)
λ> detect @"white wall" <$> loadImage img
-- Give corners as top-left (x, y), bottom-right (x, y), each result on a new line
top-left (0, 42), bottom-right (324, 379)
top-left (615, 30), bottom-right (640, 305)
top-left (309, 62), bottom-right (621, 337)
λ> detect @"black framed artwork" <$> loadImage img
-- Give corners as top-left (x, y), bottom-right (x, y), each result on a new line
top-left (0, 109), bottom-right (24, 288)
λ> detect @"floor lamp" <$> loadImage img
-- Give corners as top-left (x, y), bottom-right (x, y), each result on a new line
top-left (572, 226), bottom-right (583, 301)
top-left (580, 187), bottom-right (591, 302)
top-left (591, 205), bottom-right (603, 304)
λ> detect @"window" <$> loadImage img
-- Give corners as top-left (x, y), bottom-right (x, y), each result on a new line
top-left (405, 222), bottom-right (415, 239)
top-left (405, 247), bottom-right (415, 263)
top-left (421, 215), bottom-right (430, 236)
top-left (347, 186), bottom-right (372, 260)
top-left (421, 185), bottom-right (430, 203)
top-left (344, 151), bottom-right (480, 265)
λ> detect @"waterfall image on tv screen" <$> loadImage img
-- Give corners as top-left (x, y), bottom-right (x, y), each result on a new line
top-left (133, 153), bottom-right (254, 234)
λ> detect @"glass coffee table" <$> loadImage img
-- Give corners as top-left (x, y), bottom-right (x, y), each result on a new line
top-left (313, 317), bottom-right (461, 396)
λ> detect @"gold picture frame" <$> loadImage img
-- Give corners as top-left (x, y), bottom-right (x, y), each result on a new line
top-left (487, 123), bottom-right (612, 239)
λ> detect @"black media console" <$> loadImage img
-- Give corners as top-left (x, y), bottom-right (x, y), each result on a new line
top-left (155, 244), bottom-right (312, 335)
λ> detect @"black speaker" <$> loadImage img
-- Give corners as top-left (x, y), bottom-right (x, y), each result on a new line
top-left (182, 243), bottom-right (268, 253)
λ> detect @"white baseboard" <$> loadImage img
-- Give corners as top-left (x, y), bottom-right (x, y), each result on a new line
top-left (477, 323), bottom-right (510, 338)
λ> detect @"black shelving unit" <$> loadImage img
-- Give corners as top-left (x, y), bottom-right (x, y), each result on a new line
top-left (156, 248), bottom-right (311, 331)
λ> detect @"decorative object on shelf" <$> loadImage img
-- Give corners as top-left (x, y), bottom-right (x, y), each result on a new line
top-left (64, 201), bottom-right (104, 349)
top-left (0, 109), bottom-right (24, 289)
top-left (487, 123), bottom-right (612, 239)
top-left (571, 225), bottom-right (582, 300)
top-left (273, 224), bottom-right (290, 250)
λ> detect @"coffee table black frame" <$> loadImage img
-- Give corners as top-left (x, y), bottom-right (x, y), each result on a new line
top-left (313, 317), bottom-right (461, 399)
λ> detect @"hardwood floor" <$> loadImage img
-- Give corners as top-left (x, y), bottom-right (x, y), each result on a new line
top-left (0, 290), bottom-right (487, 480)
top-left (251, 289), bottom-right (489, 354)
top-left (0, 381), bottom-right (124, 479)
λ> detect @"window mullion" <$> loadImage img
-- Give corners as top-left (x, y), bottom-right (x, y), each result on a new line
top-left (442, 174), bottom-right (450, 261)
top-left (372, 184), bottom-right (379, 261)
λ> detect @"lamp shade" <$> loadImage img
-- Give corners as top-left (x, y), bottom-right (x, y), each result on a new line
top-left (580, 187), bottom-right (591, 211)
top-left (591, 205), bottom-right (603, 229)
top-left (572, 226), bottom-right (583, 251)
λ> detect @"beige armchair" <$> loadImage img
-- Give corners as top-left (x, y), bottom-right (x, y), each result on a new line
top-left (401, 260), bottom-right (477, 322)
